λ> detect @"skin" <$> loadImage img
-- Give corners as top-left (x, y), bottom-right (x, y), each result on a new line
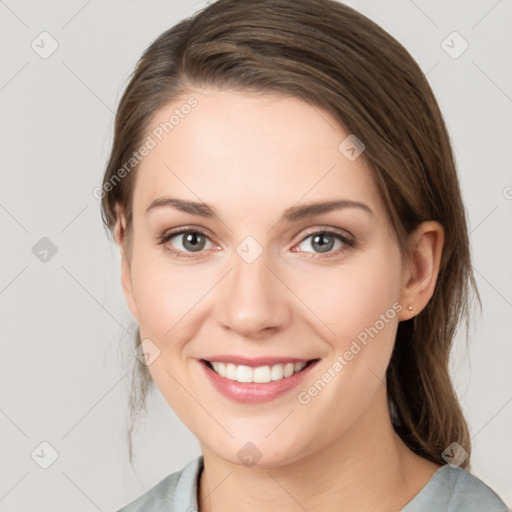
top-left (115, 88), bottom-right (444, 512)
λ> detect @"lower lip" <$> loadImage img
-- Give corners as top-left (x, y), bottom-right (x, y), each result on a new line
top-left (198, 359), bottom-right (319, 404)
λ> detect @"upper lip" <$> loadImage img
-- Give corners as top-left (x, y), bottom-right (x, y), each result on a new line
top-left (201, 355), bottom-right (318, 367)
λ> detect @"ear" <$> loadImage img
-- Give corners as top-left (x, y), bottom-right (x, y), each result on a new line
top-left (397, 220), bottom-right (444, 321)
top-left (114, 203), bottom-right (139, 321)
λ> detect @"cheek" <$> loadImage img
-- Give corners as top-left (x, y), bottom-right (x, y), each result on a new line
top-left (291, 248), bottom-right (403, 345)
top-left (128, 244), bottom-right (215, 340)
top-left (127, 247), bottom-right (214, 413)
top-left (291, 248), bottom-right (403, 432)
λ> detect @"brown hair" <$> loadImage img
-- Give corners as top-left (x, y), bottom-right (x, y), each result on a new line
top-left (101, 0), bottom-right (480, 468)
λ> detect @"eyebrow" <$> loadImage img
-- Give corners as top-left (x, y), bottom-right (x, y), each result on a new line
top-left (145, 197), bottom-right (373, 222)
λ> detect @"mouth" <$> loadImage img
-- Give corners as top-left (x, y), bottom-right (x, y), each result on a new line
top-left (201, 359), bottom-right (318, 383)
top-left (198, 357), bottom-right (320, 404)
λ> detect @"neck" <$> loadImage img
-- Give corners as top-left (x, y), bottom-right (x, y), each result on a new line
top-left (198, 385), bottom-right (441, 512)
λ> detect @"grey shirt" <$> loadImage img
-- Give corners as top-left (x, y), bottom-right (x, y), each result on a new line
top-left (116, 455), bottom-right (509, 512)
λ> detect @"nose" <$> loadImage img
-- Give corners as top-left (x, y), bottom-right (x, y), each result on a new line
top-left (215, 251), bottom-right (293, 338)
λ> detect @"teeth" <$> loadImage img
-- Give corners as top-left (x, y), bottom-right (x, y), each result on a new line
top-left (210, 361), bottom-right (308, 383)
top-left (253, 365), bottom-right (271, 383)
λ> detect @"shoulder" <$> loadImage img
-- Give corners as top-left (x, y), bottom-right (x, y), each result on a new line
top-left (115, 455), bottom-right (203, 512)
top-left (402, 464), bottom-right (509, 512)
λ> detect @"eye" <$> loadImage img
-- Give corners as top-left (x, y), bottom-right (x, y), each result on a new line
top-left (158, 228), bottom-right (218, 258)
top-left (293, 229), bottom-right (354, 256)
top-left (157, 227), bottom-right (354, 259)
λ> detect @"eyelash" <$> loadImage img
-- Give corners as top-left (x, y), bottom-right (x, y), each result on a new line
top-left (157, 226), bottom-right (355, 259)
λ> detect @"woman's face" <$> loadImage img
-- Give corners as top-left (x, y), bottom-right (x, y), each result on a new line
top-left (119, 88), bottom-right (413, 466)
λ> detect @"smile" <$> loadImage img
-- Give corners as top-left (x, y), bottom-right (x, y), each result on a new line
top-left (199, 358), bottom-right (320, 404)
top-left (207, 361), bottom-right (309, 383)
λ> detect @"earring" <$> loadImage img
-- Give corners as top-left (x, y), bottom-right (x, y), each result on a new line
top-left (407, 305), bottom-right (414, 313)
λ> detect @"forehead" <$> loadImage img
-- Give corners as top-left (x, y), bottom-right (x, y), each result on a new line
top-left (132, 88), bottom-right (383, 220)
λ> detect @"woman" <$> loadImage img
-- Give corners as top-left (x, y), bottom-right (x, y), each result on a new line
top-left (101, 0), bottom-right (509, 510)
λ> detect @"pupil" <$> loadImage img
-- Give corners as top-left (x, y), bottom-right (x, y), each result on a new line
top-left (313, 234), bottom-right (333, 253)
top-left (183, 233), bottom-right (205, 252)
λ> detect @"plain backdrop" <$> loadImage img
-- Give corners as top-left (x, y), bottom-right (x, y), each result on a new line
top-left (1, 0), bottom-right (511, 510)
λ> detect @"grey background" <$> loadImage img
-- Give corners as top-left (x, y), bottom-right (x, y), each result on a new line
top-left (1, 0), bottom-right (511, 510)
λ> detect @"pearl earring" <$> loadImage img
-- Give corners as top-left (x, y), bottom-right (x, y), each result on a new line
top-left (407, 305), bottom-right (414, 313)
